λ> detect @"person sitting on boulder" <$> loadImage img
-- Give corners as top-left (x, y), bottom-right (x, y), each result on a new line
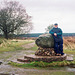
top-left (49, 23), bottom-right (64, 56)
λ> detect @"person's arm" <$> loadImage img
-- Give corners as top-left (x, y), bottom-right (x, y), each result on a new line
top-left (57, 29), bottom-right (62, 36)
top-left (49, 28), bottom-right (54, 35)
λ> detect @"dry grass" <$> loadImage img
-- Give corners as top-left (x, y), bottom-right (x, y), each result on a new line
top-left (63, 37), bottom-right (75, 50)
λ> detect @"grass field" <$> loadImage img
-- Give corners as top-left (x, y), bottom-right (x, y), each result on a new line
top-left (0, 37), bottom-right (75, 75)
top-left (0, 37), bottom-right (75, 61)
top-left (0, 38), bottom-right (34, 53)
top-left (5, 37), bottom-right (75, 68)
top-left (0, 37), bottom-right (75, 52)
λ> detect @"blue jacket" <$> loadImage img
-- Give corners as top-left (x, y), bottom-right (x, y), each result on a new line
top-left (49, 27), bottom-right (63, 42)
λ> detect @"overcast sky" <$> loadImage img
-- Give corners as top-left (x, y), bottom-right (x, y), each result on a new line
top-left (1, 0), bottom-right (75, 33)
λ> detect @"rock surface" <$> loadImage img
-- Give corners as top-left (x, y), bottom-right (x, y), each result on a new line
top-left (24, 54), bottom-right (67, 62)
top-left (0, 61), bottom-right (2, 65)
top-left (35, 34), bottom-right (54, 48)
top-left (66, 56), bottom-right (73, 61)
top-left (35, 47), bottom-right (55, 56)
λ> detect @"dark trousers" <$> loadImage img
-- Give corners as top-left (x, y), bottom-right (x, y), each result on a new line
top-left (54, 39), bottom-right (64, 55)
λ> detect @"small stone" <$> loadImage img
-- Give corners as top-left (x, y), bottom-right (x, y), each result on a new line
top-left (45, 52), bottom-right (47, 54)
top-left (40, 47), bottom-right (43, 50)
top-left (47, 53), bottom-right (50, 56)
top-left (66, 56), bottom-right (73, 61)
top-left (43, 50), bottom-right (45, 52)
top-left (0, 61), bottom-right (2, 65)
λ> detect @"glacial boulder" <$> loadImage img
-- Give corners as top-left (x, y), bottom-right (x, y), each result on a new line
top-left (35, 34), bottom-right (54, 48)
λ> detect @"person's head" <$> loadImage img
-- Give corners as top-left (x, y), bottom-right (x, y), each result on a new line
top-left (54, 23), bottom-right (58, 28)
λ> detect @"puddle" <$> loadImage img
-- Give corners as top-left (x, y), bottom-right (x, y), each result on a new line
top-left (67, 67), bottom-right (75, 72)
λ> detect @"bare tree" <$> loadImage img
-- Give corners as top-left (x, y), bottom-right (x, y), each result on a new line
top-left (0, 1), bottom-right (33, 39)
top-left (45, 24), bottom-right (54, 33)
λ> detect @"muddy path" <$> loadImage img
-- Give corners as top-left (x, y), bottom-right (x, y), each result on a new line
top-left (0, 42), bottom-right (75, 75)
top-left (0, 42), bottom-right (36, 75)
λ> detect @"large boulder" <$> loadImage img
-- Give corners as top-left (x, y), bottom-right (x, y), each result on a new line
top-left (35, 33), bottom-right (54, 48)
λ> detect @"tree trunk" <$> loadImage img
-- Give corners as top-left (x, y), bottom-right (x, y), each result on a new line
top-left (4, 31), bottom-right (8, 39)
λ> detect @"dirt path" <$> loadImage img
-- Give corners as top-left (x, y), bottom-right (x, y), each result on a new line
top-left (22, 42), bottom-right (35, 48)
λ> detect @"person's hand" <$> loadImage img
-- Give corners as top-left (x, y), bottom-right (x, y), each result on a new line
top-left (54, 33), bottom-right (57, 36)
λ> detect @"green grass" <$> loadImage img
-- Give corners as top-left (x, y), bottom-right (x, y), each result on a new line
top-left (64, 49), bottom-right (75, 54)
top-left (8, 60), bottom-right (75, 68)
top-left (8, 60), bottom-right (75, 75)
top-left (28, 44), bottom-right (38, 51)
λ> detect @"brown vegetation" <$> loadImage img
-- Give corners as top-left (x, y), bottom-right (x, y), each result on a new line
top-left (63, 37), bottom-right (75, 50)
